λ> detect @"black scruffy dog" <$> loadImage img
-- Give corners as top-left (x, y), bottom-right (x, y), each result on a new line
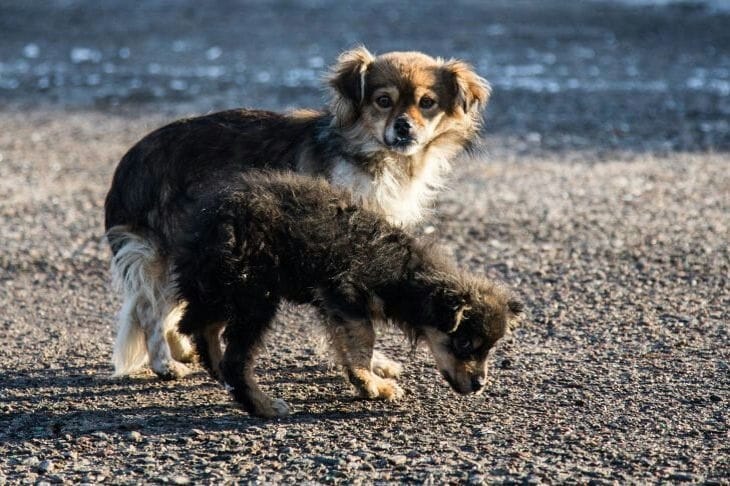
top-left (173, 172), bottom-right (522, 418)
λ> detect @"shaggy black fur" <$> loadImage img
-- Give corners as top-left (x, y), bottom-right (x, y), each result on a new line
top-left (172, 172), bottom-right (521, 417)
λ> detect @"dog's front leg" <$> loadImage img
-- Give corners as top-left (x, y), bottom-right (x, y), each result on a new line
top-left (330, 319), bottom-right (404, 401)
top-left (371, 350), bottom-right (403, 379)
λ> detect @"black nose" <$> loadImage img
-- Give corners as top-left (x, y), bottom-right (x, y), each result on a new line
top-left (394, 117), bottom-right (412, 139)
top-left (471, 375), bottom-right (487, 392)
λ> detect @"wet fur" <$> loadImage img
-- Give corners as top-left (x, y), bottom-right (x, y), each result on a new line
top-left (172, 172), bottom-right (521, 417)
top-left (104, 47), bottom-right (490, 378)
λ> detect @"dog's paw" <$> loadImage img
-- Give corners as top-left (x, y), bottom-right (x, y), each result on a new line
top-left (153, 360), bottom-right (191, 380)
top-left (271, 398), bottom-right (291, 417)
top-left (254, 398), bottom-right (291, 419)
top-left (379, 379), bottom-right (405, 401)
top-left (360, 376), bottom-right (405, 402)
top-left (207, 367), bottom-right (224, 384)
top-left (371, 351), bottom-right (403, 379)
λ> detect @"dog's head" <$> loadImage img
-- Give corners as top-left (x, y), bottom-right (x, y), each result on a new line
top-left (419, 273), bottom-right (522, 395)
top-left (328, 47), bottom-right (490, 156)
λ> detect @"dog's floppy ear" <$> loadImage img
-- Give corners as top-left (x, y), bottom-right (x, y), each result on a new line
top-left (443, 60), bottom-right (491, 115)
top-left (427, 285), bottom-right (470, 334)
top-left (506, 297), bottom-right (524, 331)
top-left (448, 303), bottom-right (471, 333)
top-left (507, 298), bottom-right (524, 316)
top-left (328, 46), bottom-right (375, 127)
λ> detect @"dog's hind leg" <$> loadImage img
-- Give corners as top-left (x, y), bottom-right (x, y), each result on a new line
top-left (164, 303), bottom-right (196, 363)
top-left (111, 291), bottom-right (148, 377)
top-left (167, 330), bottom-right (195, 363)
top-left (330, 319), bottom-right (404, 401)
top-left (190, 322), bottom-right (226, 382)
top-left (139, 299), bottom-right (191, 380)
top-left (219, 304), bottom-right (289, 418)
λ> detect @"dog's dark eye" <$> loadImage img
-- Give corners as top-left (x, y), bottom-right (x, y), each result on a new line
top-left (452, 336), bottom-right (473, 354)
top-left (375, 95), bottom-right (392, 108)
top-left (419, 96), bottom-right (436, 110)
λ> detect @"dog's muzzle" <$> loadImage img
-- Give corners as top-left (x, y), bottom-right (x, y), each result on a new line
top-left (385, 116), bottom-right (417, 149)
top-left (441, 370), bottom-right (486, 395)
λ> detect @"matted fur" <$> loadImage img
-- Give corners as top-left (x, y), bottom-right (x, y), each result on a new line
top-left (172, 172), bottom-right (521, 417)
top-left (104, 47), bottom-right (490, 379)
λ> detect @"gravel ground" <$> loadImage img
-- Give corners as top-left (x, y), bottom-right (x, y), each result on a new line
top-left (1, 1), bottom-right (728, 483)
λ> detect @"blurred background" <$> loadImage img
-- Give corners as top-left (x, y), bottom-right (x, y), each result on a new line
top-left (1, 0), bottom-right (728, 152)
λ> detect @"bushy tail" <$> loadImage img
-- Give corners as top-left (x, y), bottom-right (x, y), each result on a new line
top-left (107, 227), bottom-right (167, 377)
top-left (112, 292), bottom-right (148, 377)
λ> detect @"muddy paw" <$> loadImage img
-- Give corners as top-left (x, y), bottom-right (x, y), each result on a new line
top-left (371, 351), bottom-right (403, 379)
top-left (153, 360), bottom-right (191, 380)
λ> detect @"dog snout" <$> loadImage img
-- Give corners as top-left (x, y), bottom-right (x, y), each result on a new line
top-left (394, 116), bottom-right (412, 140)
top-left (440, 370), bottom-right (462, 393)
top-left (441, 369), bottom-right (472, 395)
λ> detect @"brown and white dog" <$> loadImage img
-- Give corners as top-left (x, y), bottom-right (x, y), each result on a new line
top-left (104, 47), bottom-right (490, 380)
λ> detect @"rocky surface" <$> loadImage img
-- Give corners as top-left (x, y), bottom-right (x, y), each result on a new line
top-left (1, 0), bottom-right (728, 483)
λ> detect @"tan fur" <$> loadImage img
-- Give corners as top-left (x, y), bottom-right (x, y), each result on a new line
top-left (332, 50), bottom-right (490, 151)
top-left (323, 48), bottom-right (490, 225)
top-left (328, 319), bottom-right (404, 401)
top-left (203, 322), bottom-right (225, 379)
top-left (165, 304), bottom-right (194, 362)
top-left (423, 328), bottom-right (488, 395)
top-left (327, 46), bottom-right (376, 127)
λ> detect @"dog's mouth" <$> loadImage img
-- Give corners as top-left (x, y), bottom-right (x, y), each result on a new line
top-left (383, 131), bottom-right (419, 151)
top-left (384, 137), bottom-right (420, 155)
top-left (440, 369), bottom-right (486, 395)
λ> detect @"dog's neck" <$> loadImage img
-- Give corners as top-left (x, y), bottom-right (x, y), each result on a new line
top-left (373, 255), bottom-right (458, 333)
top-left (305, 119), bottom-right (459, 226)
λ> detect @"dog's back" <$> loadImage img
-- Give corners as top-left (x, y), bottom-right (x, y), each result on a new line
top-left (103, 111), bottom-right (324, 378)
top-left (104, 109), bottom-right (322, 246)
top-left (172, 172), bottom-right (424, 328)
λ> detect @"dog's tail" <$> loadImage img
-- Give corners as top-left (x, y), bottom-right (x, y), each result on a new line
top-left (107, 226), bottom-right (168, 377)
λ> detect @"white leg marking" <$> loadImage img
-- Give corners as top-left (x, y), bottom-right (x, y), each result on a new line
top-left (107, 228), bottom-right (188, 379)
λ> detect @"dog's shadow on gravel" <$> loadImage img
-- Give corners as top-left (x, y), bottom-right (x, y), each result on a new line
top-left (0, 364), bottom-right (404, 443)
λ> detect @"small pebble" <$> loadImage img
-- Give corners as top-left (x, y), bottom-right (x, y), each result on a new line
top-left (22, 457), bottom-right (40, 467)
top-left (126, 431), bottom-right (142, 442)
top-left (389, 455), bottom-right (408, 466)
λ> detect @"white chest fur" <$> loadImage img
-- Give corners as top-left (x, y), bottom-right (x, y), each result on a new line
top-left (329, 152), bottom-right (450, 226)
